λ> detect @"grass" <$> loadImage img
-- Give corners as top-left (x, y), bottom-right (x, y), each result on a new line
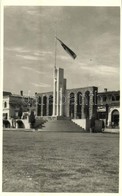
top-left (2, 130), bottom-right (119, 192)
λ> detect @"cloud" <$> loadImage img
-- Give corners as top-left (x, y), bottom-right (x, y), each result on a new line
top-left (5, 47), bottom-right (30, 53)
top-left (21, 66), bottom-right (45, 74)
top-left (57, 55), bottom-right (71, 61)
top-left (4, 7), bottom-right (120, 93)
top-left (27, 10), bottom-right (40, 16)
top-left (33, 50), bottom-right (53, 56)
top-left (97, 65), bottom-right (119, 75)
top-left (11, 50), bottom-right (53, 61)
top-left (16, 54), bottom-right (42, 61)
top-left (27, 7), bottom-right (63, 20)
top-left (79, 63), bottom-right (119, 76)
top-left (26, 9), bottom-right (50, 18)
top-left (5, 47), bottom-right (53, 57)
top-left (31, 82), bottom-right (51, 88)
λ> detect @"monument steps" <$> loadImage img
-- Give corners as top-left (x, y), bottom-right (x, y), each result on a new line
top-left (41, 119), bottom-right (86, 132)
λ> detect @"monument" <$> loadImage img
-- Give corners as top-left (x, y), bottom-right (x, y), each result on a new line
top-left (53, 67), bottom-right (67, 117)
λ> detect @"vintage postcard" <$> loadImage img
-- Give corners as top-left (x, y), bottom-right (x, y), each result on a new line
top-left (0, 0), bottom-right (121, 195)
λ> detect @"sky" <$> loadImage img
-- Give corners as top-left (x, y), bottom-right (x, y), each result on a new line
top-left (3, 6), bottom-right (120, 96)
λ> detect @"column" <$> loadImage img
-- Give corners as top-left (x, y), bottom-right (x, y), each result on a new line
top-left (53, 67), bottom-right (57, 116)
top-left (107, 108), bottom-right (111, 127)
top-left (60, 87), bottom-right (63, 116)
top-left (67, 93), bottom-right (70, 118)
top-left (82, 93), bottom-right (85, 119)
top-left (41, 96), bottom-right (43, 116)
top-left (74, 93), bottom-right (77, 119)
top-left (46, 96), bottom-right (49, 116)
top-left (89, 92), bottom-right (94, 119)
top-left (56, 69), bottom-right (59, 116)
top-left (53, 83), bottom-right (55, 116)
top-left (36, 96), bottom-right (39, 116)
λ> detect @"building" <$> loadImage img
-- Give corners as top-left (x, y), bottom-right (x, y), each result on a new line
top-left (37, 67), bottom-right (97, 119)
top-left (3, 90), bottom-right (36, 120)
top-left (36, 67), bottom-right (120, 128)
top-left (3, 67), bottom-right (120, 129)
top-left (97, 89), bottom-right (120, 128)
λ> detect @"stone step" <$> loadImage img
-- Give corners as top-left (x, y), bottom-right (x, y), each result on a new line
top-left (41, 119), bottom-right (86, 132)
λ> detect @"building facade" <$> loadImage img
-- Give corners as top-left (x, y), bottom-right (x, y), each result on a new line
top-left (97, 89), bottom-right (120, 128)
top-left (36, 67), bottom-right (120, 128)
top-left (36, 67), bottom-right (98, 120)
top-left (3, 91), bottom-right (36, 120)
top-left (3, 67), bottom-right (120, 129)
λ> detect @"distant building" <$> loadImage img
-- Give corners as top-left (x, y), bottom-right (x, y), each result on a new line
top-left (97, 89), bottom-right (120, 128)
top-left (3, 68), bottom-right (120, 129)
top-left (3, 91), bottom-right (36, 120)
top-left (3, 91), bottom-right (12, 96)
top-left (37, 67), bottom-right (97, 120)
top-left (36, 67), bottom-right (120, 128)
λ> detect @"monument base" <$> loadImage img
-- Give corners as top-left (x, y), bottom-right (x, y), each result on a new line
top-left (38, 116), bottom-right (71, 121)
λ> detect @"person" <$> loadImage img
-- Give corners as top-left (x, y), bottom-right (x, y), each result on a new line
top-left (12, 117), bottom-right (16, 128)
top-left (18, 106), bottom-right (23, 119)
top-left (90, 115), bottom-right (95, 133)
top-left (101, 120), bottom-right (105, 132)
top-left (29, 110), bottom-right (35, 129)
top-left (11, 113), bottom-right (16, 128)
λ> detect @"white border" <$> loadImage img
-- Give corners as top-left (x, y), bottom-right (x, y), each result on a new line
top-left (0, 0), bottom-right (121, 196)
top-left (0, 0), bottom-right (121, 6)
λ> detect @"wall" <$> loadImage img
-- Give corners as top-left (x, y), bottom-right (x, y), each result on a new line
top-left (3, 96), bottom-right (10, 119)
top-left (72, 119), bottom-right (103, 132)
top-left (72, 119), bottom-right (86, 130)
top-left (65, 86), bottom-right (98, 119)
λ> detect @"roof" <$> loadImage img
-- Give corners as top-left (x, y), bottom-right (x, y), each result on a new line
top-left (98, 90), bottom-right (120, 95)
top-left (3, 91), bottom-right (12, 96)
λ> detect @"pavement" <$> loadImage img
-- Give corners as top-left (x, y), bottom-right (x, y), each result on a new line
top-left (104, 128), bottom-right (119, 133)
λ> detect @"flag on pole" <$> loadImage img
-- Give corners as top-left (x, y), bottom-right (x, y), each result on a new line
top-left (56, 37), bottom-right (77, 59)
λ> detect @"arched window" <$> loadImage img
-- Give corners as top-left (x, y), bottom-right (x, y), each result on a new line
top-left (49, 95), bottom-right (53, 116)
top-left (76, 92), bottom-right (82, 119)
top-left (43, 96), bottom-right (47, 116)
top-left (84, 91), bottom-right (90, 119)
top-left (37, 96), bottom-right (41, 116)
top-left (69, 93), bottom-right (75, 118)
top-left (111, 109), bottom-right (119, 127)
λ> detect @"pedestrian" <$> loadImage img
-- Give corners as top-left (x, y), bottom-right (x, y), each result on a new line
top-left (101, 120), bottom-right (105, 132)
top-left (29, 110), bottom-right (35, 129)
top-left (90, 115), bottom-right (95, 133)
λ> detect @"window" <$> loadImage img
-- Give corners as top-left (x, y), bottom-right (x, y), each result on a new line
top-left (3, 113), bottom-right (8, 119)
top-left (116, 95), bottom-right (120, 101)
top-left (112, 95), bottom-right (116, 101)
top-left (103, 96), bottom-right (107, 102)
top-left (4, 102), bottom-right (7, 108)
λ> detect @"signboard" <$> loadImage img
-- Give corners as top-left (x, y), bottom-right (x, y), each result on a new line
top-left (97, 106), bottom-right (106, 112)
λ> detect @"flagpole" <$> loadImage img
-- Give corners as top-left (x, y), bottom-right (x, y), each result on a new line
top-left (54, 23), bottom-right (57, 69)
top-left (53, 23), bottom-right (57, 116)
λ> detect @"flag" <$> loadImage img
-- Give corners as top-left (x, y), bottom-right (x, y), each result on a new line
top-left (56, 37), bottom-right (77, 59)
